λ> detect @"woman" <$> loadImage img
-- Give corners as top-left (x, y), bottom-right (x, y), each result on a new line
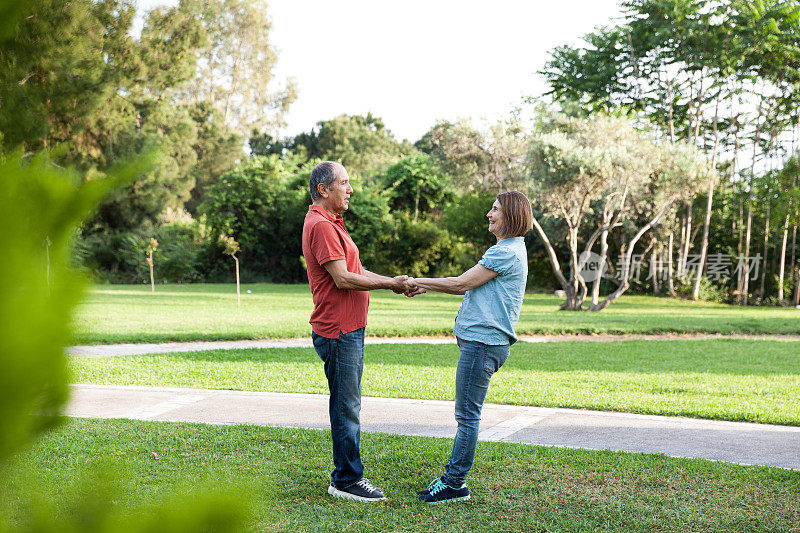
top-left (407, 190), bottom-right (533, 504)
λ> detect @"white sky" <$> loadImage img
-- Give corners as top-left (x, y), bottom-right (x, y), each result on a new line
top-left (137, 0), bottom-right (623, 142)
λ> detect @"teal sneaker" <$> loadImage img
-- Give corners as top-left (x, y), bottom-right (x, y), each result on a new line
top-left (417, 479), bottom-right (470, 504)
top-left (417, 476), bottom-right (445, 496)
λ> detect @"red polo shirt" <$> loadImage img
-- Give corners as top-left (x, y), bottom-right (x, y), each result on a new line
top-left (302, 205), bottom-right (369, 338)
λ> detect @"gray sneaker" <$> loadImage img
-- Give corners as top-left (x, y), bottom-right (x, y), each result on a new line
top-left (328, 478), bottom-right (387, 502)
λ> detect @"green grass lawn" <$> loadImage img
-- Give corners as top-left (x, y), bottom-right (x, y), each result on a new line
top-left (2, 419), bottom-right (797, 532)
top-left (72, 284), bottom-right (800, 344)
top-left (70, 338), bottom-right (800, 425)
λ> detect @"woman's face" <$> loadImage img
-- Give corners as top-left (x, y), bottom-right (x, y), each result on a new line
top-left (486, 199), bottom-right (505, 238)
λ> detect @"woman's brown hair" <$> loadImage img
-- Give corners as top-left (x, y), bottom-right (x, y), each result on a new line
top-left (496, 191), bottom-right (533, 237)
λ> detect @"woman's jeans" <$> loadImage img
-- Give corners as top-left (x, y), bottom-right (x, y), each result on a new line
top-left (312, 327), bottom-right (365, 488)
top-left (443, 337), bottom-right (510, 488)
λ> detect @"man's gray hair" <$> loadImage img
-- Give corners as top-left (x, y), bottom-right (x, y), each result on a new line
top-left (310, 161), bottom-right (339, 201)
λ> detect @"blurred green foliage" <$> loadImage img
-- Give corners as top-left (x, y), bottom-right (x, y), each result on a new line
top-left (0, 151), bottom-right (110, 459)
top-left (0, 148), bottom-right (250, 529)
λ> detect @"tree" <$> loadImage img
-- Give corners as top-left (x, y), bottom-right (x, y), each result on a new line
top-left (179, 0), bottom-right (296, 136)
top-left (418, 118), bottom-right (527, 191)
top-left (287, 113), bottom-right (412, 175)
top-left (145, 237), bottom-right (158, 292)
top-left (540, 0), bottom-right (800, 304)
top-left (381, 154), bottom-right (451, 221)
top-left (184, 103), bottom-right (243, 214)
top-left (200, 155), bottom-right (308, 282)
top-left (526, 113), bottom-right (711, 310)
top-left (0, 0), bottom-right (137, 155)
top-left (219, 233), bottom-right (241, 307)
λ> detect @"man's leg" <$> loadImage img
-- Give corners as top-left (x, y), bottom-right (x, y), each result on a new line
top-left (313, 328), bottom-right (365, 488)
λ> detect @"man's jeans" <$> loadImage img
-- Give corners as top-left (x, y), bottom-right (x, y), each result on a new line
top-left (443, 337), bottom-right (510, 488)
top-left (312, 327), bottom-right (365, 488)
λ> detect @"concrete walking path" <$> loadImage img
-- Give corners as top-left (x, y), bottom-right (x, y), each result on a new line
top-left (67, 333), bottom-right (800, 357)
top-left (66, 384), bottom-right (800, 471)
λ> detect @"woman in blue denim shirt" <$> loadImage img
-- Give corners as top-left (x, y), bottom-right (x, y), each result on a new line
top-left (407, 190), bottom-right (533, 504)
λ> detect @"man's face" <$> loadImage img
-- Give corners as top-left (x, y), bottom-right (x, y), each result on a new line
top-left (322, 166), bottom-right (353, 213)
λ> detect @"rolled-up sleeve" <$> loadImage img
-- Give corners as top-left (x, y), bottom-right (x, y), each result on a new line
top-left (479, 245), bottom-right (517, 276)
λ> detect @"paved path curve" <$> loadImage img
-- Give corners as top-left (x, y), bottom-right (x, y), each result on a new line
top-left (68, 333), bottom-right (800, 357)
top-left (67, 384), bottom-right (800, 471)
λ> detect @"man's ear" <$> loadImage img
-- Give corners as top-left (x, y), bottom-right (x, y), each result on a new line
top-left (317, 183), bottom-right (328, 198)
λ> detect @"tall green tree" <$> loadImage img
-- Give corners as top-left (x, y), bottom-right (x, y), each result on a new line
top-left (0, 0), bottom-right (136, 155)
top-left (179, 0), bottom-right (297, 136)
top-left (381, 154), bottom-right (451, 221)
top-left (286, 113), bottom-right (413, 175)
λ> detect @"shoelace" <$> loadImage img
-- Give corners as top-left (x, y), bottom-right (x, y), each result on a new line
top-left (356, 478), bottom-right (379, 493)
top-left (428, 480), bottom-right (447, 496)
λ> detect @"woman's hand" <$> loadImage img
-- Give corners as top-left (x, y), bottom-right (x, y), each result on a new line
top-left (404, 277), bottom-right (427, 297)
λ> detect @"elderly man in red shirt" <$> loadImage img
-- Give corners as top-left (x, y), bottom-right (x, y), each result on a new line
top-left (302, 161), bottom-right (412, 502)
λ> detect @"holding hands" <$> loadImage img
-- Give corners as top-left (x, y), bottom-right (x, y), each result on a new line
top-left (390, 275), bottom-right (426, 297)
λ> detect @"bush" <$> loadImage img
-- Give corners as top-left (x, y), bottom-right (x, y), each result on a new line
top-left (153, 222), bottom-right (203, 283)
top-left (200, 155), bottom-right (309, 282)
top-left (441, 190), bottom-right (497, 265)
top-left (676, 274), bottom-right (727, 303)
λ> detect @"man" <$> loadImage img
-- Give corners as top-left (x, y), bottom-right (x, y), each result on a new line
top-left (302, 161), bottom-right (411, 502)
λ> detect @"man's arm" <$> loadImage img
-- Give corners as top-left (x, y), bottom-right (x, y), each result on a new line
top-left (324, 260), bottom-right (408, 291)
top-left (410, 264), bottom-right (498, 295)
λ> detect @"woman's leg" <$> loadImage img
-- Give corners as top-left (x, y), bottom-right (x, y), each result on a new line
top-left (443, 339), bottom-right (509, 487)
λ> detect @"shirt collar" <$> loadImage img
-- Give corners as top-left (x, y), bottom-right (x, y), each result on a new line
top-left (309, 204), bottom-right (343, 223)
top-left (497, 236), bottom-right (524, 245)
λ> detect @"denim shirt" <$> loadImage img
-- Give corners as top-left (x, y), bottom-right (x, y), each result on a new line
top-left (454, 237), bottom-right (528, 345)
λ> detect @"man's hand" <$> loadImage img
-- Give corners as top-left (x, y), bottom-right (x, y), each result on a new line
top-left (403, 277), bottom-right (427, 297)
top-left (391, 275), bottom-right (410, 294)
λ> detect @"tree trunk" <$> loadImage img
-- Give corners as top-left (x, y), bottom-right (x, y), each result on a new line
top-left (651, 238), bottom-right (661, 294)
top-left (667, 230), bottom-right (675, 296)
top-left (564, 226), bottom-right (583, 310)
top-left (777, 215), bottom-right (788, 302)
top-left (742, 203), bottom-right (753, 305)
top-left (792, 225), bottom-right (797, 285)
top-left (736, 196), bottom-right (744, 302)
top-left (677, 209), bottom-right (687, 278)
top-left (149, 251), bottom-right (155, 293)
top-left (590, 198), bottom-right (676, 311)
top-left (692, 182), bottom-right (714, 299)
top-left (692, 100), bottom-right (720, 300)
top-left (680, 202), bottom-right (693, 280)
top-left (530, 215), bottom-right (570, 298)
top-left (744, 94), bottom-right (762, 306)
top-left (758, 207), bottom-right (770, 305)
top-left (794, 265), bottom-right (800, 307)
top-left (234, 255), bottom-right (241, 308)
top-left (591, 228), bottom-right (609, 307)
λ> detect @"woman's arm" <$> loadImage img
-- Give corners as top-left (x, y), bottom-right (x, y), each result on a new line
top-left (411, 264), bottom-right (498, 295)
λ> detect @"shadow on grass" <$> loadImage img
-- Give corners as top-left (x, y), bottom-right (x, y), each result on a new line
top-left (146, 338), bottom-right (800, 377)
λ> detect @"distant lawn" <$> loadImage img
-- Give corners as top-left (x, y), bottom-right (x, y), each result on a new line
top-left (2, 419), bottom-right (797, 532)
top-left (70, 339), bottom-right (800, 425)
top-left (72, 284), bottom-right (800, 344)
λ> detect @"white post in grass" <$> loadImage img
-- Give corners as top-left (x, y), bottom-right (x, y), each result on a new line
top-left (220, 233), bottom-right (242, 308)
top-left (145, 238), bottom-right (159, 293)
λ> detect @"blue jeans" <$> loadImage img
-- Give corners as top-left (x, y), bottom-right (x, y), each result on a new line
top-left (443, 337), bottom-right (510, 487)
top-left (312, 327), bottom-right (365, 488)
